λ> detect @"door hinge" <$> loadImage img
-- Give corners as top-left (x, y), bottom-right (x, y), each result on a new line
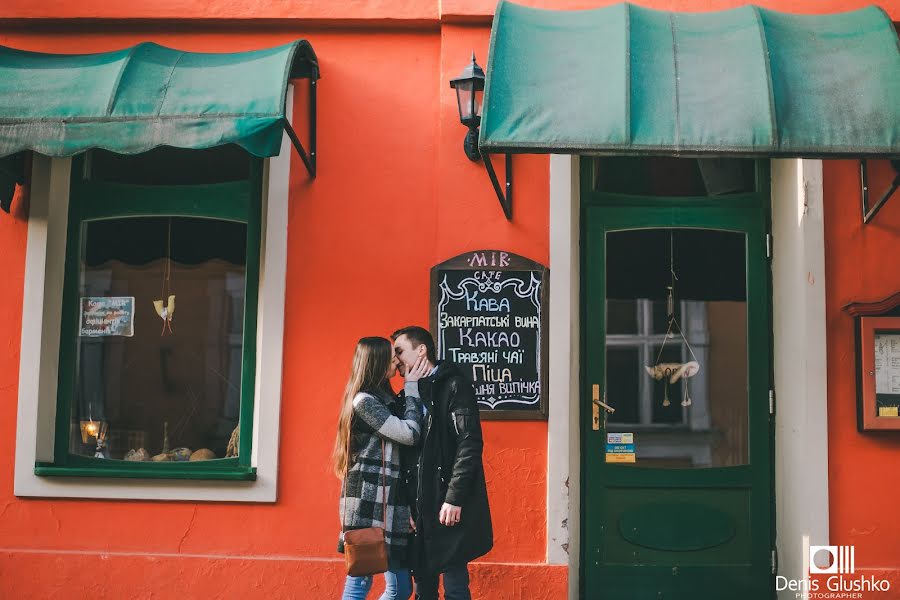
top-left (766, 233), bottom-right (772, 259)
top-left (769, 390), bottom-right (775, 416)
top-left (771, 548), bottom-right (778, 575)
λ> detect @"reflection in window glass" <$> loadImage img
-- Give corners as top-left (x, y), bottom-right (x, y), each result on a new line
top-left (651, 299), bottom-right (681, 335)
top-left (606, 348), bottom-right (640, 424)
top-left (69, 217), bottom-right (247, 462)
top-left (591, 156), bottom-right (756, 196)
top-left (88, 146), bottom-right (251, 185)
top-left (650, 345), bottom-right (685, 424)
top-left (606, 300), bottom-right (638, 335)
top-left (605, 228), bottom-right (748, 468)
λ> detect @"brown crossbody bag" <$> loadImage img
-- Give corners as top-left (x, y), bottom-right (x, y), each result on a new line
top-left (341, 424), bottom-right (389, 577)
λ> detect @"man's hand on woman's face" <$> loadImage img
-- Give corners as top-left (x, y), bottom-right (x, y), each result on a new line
top-left (404, 356), bottom-right (430, 383)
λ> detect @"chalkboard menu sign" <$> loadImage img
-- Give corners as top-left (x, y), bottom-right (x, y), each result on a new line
top-left (430, 250), bottom-right (548, 420)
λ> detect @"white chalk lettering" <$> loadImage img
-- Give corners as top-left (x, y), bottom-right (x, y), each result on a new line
top-left (502, 349), bottom-right (524, 364)
top-left (472, 365), bottom-right (513, 382)
top-left (474, 383), bottom-right (496, 395)
top-left (514, 316), bottom-right (540, 328)
top-left (448, 348), bottom-right (499, 363)
top-left (457, 329), bottom-right (522, 348)
top-left (464, 290), bottom-right (510, 313)
top-left (499, 381), bottom-right (540, 395)
top-left (473, 270), bottom-right (502, 281)
top-left (440, 314), bottom-right (509, 328)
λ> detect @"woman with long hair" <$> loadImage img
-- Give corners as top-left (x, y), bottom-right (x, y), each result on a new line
top-left (335, 336), bottom-right (427, 600)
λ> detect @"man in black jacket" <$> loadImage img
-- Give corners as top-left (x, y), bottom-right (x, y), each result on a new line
top-left (392, 326), bottom-right (493, 600)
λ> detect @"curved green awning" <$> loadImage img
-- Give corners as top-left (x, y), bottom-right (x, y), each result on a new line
top-left (0, 40), bottom-right (318, 159)
top-left (480, 1), bottom-right (900, 157)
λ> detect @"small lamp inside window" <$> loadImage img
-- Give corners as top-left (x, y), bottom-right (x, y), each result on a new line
top-left (79, 419), bottom-right (108, 457)
top-left (450, 53), bottom-right (486, 162)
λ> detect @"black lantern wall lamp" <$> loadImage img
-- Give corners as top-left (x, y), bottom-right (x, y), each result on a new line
top-left (450, 53), bottom-right (513, 220)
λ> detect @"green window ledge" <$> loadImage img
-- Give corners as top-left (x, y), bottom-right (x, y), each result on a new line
top-left (34, 462), bottom-right (257, 481)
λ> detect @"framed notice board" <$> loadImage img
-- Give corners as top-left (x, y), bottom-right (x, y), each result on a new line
top-left (858, 316), bottom-right (900, 430)
top-left (430, 250), bottom-right (548, 420)
top-left (846, 293), bottom-right (900, 431)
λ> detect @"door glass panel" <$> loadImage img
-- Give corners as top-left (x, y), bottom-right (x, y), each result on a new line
top-left (606, 348), bottom-right (640, 424)
top-left (605, 228), bottom-right (748, 468)
top-left (591, 156), bottom-right (756, 196)
top-left (650, 344), bottom-right (685, 424)
top-left (606, 299), bottom-right (638, 334)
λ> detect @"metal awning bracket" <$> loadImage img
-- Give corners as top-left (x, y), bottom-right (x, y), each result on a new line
top-left (860, 159), bottom-right (900, 224)
top-left (284, 71), bottom-right (318, 178)
top-left (481, 152), bottom-right (512, 220)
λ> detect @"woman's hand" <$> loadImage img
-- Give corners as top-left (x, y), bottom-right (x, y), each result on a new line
top-left (404, 356), bottom-right (430, 383)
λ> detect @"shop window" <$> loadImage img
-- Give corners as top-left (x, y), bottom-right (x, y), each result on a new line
top-left (15, 140), bottom-right (291, 500)
top-left (34, 152), bottom-right (261, 480)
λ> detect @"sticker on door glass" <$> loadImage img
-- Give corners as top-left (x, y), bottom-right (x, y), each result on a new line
top-left (606, 432), bottom-right (635, 463)
top-left (80, 297), bottom-right (135, 337)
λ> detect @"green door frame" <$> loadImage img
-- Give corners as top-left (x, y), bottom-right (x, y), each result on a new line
top-left (579, 162), bottom-right (774, 599)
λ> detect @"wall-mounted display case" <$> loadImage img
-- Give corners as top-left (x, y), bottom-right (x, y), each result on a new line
top-left (845, 293), bottom-right (900, 431)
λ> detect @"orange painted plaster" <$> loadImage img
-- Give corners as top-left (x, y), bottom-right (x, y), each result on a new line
top-left (1, 0), bottom-right (896, 24)
top-left (0, 24), bottom-right (555, 598)
top-left (824, 159), bottom-right (900, 585)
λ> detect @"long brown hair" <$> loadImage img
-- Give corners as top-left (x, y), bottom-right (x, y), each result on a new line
top-left (332, 336), bottom-right (393, 478)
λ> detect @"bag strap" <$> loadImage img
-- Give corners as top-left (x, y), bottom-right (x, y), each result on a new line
top-left (341, 397), bottom-right (388, 533)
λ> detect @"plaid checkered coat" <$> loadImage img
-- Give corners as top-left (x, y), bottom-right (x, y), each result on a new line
top-left (339, 389), bottom-right (423, 562)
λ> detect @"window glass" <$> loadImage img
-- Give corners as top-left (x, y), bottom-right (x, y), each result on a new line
top-left (605, 228), bottom-right (749, 468)
top-left (592, 157), bottom-right (756, 196)
top-left (606, 299), bottom-right (638, 335)
top-left (86, 146), bottom-right (251, 185)
top-left (70, 216), bottom-right (247, 462)
top-left (650, 344), bottom-right (685, 424)
top-left (606, 348), bottom-right (640, 424)
top-left (651, 299), bottom-right (681, 335)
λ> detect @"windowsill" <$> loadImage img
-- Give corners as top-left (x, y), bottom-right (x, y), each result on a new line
top-left (34, 462), bottom-right (257, 481)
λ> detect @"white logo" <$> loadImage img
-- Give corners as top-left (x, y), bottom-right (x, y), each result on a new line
top-left (809, 545), bottom-right (855, 574)
top-left (778, 544), bottom-right (890, 597)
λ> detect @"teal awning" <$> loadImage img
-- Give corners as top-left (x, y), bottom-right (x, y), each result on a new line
top-left (0, 40), bottom-right (318, 159)
top-left (480, 2), bottom-right (900, 157)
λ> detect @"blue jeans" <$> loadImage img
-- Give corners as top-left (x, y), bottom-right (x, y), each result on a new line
top-left (341, 562), bottom-right (412, 600)
top-left (414, 564), bottom-right (471, 600)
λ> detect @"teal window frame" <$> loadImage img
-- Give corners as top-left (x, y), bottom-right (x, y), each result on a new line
top-left (34, 155), bottom-right (263, 481)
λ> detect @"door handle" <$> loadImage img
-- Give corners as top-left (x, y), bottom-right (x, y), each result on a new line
top-left (592, 384), bottom-right (615, 430)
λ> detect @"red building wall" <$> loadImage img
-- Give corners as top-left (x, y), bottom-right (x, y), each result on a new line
top-left (0, 24), bottom-right (560, 600)
top-left (824, 159), bottom-right (900, 595)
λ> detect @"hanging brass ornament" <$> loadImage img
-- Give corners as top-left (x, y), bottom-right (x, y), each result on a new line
top-left (646, 232), bottom-right (702, 407)
top-left (153, 294), bottom-right (175, 334)
top-left (154, 218), bottom-right (176, 335)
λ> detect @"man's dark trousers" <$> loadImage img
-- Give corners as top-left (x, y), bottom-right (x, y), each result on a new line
top-left (415, 565), bottom-right (471, 600)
